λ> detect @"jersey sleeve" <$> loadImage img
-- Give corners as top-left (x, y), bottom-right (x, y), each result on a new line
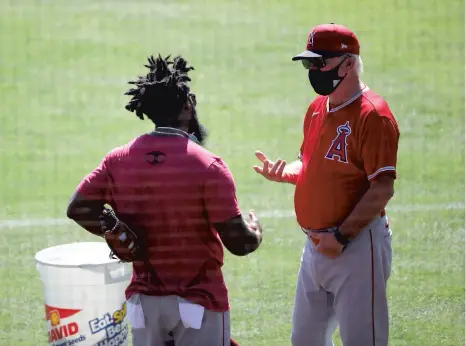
top-left (204, 158), bottom-right (242, 223)
top-left (360, 112), bottom-right (400, 181)
top-left (76, 156), bottom-right (111, 201)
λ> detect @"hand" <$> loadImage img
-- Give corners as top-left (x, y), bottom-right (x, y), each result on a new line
top-left (99, 208), bottom-right (140, 262)
top-left (312, 232), bottom-right (344, 259)
top-left (247, 210), bottom-right (262, 243)
top-left (253, 150), bottom-right (287, 183)
top-left (98, 208), bottom-right (118, 238)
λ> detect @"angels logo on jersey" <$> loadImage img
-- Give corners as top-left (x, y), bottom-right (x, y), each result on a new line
top-left (325, 121), bottom-right (351, 163)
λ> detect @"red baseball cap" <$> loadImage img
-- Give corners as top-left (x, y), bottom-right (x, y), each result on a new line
top-left (292, 23), bottom-right (360, 60)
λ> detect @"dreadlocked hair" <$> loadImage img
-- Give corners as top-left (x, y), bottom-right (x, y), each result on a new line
top-left (124, 54), bottom-right (195, 127)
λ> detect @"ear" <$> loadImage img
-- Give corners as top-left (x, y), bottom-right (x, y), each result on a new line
top-left (182, 100), bottom-right (192, 111)
top-left (179, 101), bottom-right (193, 122)
top-left (339, 56), bottom-right (354, 76)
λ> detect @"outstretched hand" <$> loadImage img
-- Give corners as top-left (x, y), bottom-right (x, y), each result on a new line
top-left (253, 151), bottom-right (287, 183)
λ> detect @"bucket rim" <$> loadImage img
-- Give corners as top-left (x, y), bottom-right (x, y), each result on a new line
top-left (34, 241), bottom-right (123, 267)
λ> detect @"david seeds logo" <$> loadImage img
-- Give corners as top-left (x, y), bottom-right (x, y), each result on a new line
top-left (45, 305), bottom-right (86, 346)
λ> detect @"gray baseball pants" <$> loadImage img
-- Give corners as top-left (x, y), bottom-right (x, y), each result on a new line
top-left (131, 294), bottom-right (230, 346)
top-left (291, 215), bottom-right (392, 346)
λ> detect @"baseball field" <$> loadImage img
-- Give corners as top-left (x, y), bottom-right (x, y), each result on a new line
top-left (0, 0), bottom-right (464, 345)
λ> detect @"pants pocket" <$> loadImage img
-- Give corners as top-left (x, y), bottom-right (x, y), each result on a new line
top-left (177, 297), bottom-right (205, 330)
top-left (127, 294), bottom-right (146, 329)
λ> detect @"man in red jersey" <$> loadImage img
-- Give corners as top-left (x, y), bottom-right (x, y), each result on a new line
top-left (253, 24), bottom-right (400, 346)
top-left (67, 55), bottom-right (261, 346)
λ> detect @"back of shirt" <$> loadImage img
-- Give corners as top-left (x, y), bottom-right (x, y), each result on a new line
top-left (76, 131), bottom-right (241, 312)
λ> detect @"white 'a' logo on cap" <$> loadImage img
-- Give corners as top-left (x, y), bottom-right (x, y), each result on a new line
top-left (309, 30), bottom-right (316, 46)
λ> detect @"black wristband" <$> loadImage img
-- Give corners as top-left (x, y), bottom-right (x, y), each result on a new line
top-left (333, 227), bottom-right (350, 246)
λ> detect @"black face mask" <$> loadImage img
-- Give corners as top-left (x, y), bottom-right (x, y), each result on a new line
top-left (308, 57), bottom-right (348, 96)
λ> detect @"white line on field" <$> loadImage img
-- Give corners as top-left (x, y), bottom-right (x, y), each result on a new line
top-left (0, 218), bottom-right (71, 228)
top-left (0, 202), bottom-right (463, 229)
top-left (259, 202), bottom-right (466, 218)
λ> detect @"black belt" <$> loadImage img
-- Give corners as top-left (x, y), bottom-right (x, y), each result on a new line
top-left (301, 226), bottom-right (338, 236)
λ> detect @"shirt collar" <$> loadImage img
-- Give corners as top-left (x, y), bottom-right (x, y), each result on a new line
top-left (149, 127), bottom-right (201, 145)
top-left (327, 85), bottom-right (369, 113)
top-left (149, 127), bottom-right (191, 139)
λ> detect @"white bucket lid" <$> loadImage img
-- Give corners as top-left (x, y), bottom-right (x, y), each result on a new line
top-left (35, 242), bottom-right (119, 268)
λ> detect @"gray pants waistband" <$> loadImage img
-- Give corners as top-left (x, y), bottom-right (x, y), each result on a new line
top-left (301, 214), bottom-right (386, 235)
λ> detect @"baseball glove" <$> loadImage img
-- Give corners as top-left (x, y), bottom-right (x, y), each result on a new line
top-left (99, 207), bottom-right (141, 262)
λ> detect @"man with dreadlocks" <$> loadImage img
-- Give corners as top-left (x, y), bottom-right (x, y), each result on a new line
top-left (66, 54), bottom-right (260, 346)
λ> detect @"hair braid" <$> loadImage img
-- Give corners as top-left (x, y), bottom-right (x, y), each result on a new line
top-left (124, 54), bottom-right (195, 127)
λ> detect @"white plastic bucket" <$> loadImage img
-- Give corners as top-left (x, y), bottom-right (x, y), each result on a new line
top-left (35, 242), bottom-right (133, 346)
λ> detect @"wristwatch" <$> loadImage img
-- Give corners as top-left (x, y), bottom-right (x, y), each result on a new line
top-left (333, 227), bottom-right (350, 246)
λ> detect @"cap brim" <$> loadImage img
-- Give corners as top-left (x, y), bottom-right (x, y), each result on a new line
top-left (292, 50), bottom-right (322, 61)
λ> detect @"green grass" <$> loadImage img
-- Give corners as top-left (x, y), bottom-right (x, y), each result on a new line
top-left (0, 0), bottom-right (464, 345)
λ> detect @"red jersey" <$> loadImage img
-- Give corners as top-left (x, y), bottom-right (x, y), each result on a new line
top-left (295, 86), bottom-right (400, 230)
top-left (76, 128), bottom-right (241, 312)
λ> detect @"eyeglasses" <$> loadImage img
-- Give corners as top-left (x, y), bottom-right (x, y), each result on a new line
top-left (300, 54), bottom-right (350, 70)
top-left (301, 58), bottom-right (326, 69)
